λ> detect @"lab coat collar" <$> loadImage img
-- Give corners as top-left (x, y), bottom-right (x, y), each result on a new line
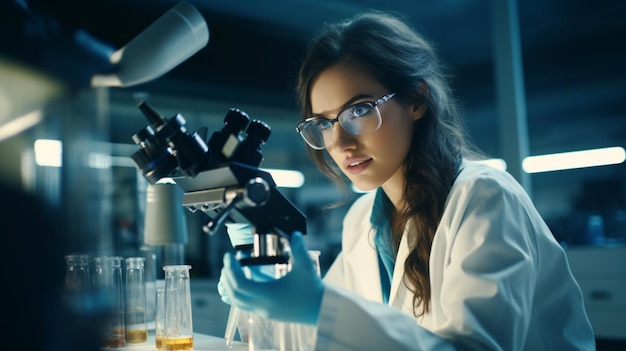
top-left (389, 224), bottom-right (411, 308)
top-left (343, 193), bottom-right (385, 303)
top-left (341, 192), bottom-right (414, 310)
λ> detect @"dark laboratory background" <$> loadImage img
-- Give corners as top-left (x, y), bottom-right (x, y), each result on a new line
top-left (1, 0), bottom-right (625, 349)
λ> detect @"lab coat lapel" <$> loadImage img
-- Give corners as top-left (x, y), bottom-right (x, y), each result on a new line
top-left (343, 215), bottom-right (384, 302)
top-left (389, 227), bottom-right (411, 311)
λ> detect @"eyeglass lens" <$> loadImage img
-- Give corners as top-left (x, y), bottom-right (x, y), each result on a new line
top-left (300, 103), bottom-right (380, 149)
top-left (338, 103), bottom-right (380, 135)
top-left (298, 93), bottom-right (395, 150)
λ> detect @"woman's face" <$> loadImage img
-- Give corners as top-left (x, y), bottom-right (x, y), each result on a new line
top-left (309, 62), bottom-right (424, 195)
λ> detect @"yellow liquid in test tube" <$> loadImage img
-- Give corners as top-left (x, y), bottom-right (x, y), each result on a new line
top-left (125, 329), bottom-right (148, 343)
top-left (164, 336), bottom-right (194, 351)
top-left (101, 336), bottom-right (125, 348)
top-left (156, 336), bottom-right (164, 350)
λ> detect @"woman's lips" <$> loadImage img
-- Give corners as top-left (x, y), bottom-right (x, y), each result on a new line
top-left (344, 158), bottom-right (372, 175)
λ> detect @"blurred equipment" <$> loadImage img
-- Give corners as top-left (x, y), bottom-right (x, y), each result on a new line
top-left (144, 181), bottom-right (189, 266)
top-left (91, 1), bottom-right (209, 88)
top-left (0, 1), bottom-right (208, 130)
top-left (130, 101), bottom-right (307, 267)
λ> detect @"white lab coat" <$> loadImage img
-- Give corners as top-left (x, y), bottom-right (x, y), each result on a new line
top-left (316, 160), bottom-right (595, 351)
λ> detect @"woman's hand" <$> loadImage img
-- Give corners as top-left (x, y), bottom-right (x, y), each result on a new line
top-left (220, 231), bottom-right (324, 325)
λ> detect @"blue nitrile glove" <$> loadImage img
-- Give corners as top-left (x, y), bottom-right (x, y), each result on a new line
top-left (218, 223), bottom-right (276, 305)
top-left (217, 273), bottom-right (231, 304)
top-left (218, 262), bottom-right (279, 304)
top-left (220, 231), bottom-right (324, 325)
top-left (218, 223), bottom-right (253, 304)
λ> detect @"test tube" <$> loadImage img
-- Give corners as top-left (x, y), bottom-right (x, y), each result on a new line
top-left (224, 305), bottom-right (241, 347)
top-left (94, 256), bottom-right (125, 348)
top-left (163, 265), bottom-right (194, 351)
top-left (125, 257), bottom-right (148, 343)
top-left (64, 254), bottom-right (91, 294)
top-left (155, 288), bottom-right (165, 351)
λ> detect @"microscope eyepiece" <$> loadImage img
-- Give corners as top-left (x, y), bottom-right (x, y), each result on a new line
top-left (132, 101), bottom-right (211, 181)
top-left (231, 119), bottom-right (271, 167)
top-left (131, 125), bottom-right (178, 184)
top-left (138, 101), bottom-right (166, 127)
top-left (207, 108), bottom-right (251, 164)
top-left (223, 108), bottom-right (251, 133)
top-left (246, 119), bottom-right (271, 143)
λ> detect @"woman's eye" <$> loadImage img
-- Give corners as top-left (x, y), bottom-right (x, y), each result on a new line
top-left (351, 104), bottom-right (372, 118)
top-left (318, 120), bottom-right (333, 130)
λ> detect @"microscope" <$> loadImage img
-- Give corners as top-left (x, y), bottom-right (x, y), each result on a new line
top-left (130, 101), bottom-right (306, 266)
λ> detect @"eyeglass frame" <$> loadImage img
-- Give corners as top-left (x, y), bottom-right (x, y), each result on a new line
top-left (296, 92), bottom-right (396, 150)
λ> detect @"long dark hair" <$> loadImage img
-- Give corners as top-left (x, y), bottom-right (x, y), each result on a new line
top-left (296, 11), bottom-right (480, 316)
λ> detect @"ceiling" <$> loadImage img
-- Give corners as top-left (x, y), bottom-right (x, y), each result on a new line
top-left (26, 0), bottom-right (626, 150)
top-left (5, 0), bottom-right (626, 213)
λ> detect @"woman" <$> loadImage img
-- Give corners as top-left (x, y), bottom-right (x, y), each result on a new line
top-left (220, 11), bottom-right (595, 350)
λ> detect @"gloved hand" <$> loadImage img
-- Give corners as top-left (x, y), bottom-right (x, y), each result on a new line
top-left (220, 231), bottom-right (324, 326)
top-left (217, 263), bottom-right (278, 304)
top-left (218, 223), bottom-right (277, 305)
top-left (217, 274), bottom-right (231, 304)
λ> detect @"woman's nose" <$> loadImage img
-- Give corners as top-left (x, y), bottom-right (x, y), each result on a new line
top-left (330, 124), bottom-right (357, 152)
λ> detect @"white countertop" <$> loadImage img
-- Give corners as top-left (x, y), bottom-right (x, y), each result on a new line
top-left (118, 332), bottom-right (248, 351)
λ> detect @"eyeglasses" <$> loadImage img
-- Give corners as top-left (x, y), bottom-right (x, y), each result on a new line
top-left (296, 93), bottom-right (396, 150)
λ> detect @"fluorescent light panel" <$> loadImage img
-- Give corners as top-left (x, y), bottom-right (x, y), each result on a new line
top-left (0, 110), bottom-right (43, 142)
top-left (522, 147), bottom-right (626, 173)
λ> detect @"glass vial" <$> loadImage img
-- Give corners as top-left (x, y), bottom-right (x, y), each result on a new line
top-left (64, 254), bottom-right (91, 294)
top-left (94, 256), bottom-right (125, 348)
top-left (141, 246), bottom-right (158, 330)
top-left (155, 288), bottom-right (166, 351)
top-left (163, 265), bottom-right (194, 351)
top-left (125, 257), bottom-right (148, 343)
top-left (246, 263), bottom-right (285, 351)
top-left (247, 250), bottom-right (321, 351)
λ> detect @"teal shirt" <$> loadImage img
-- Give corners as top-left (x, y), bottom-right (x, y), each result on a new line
top-left (370, 188), bottom-right (395, 303)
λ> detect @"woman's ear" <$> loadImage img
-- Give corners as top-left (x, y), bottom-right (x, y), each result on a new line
top-left (411, 102), bottom-right (427, 121)
top-left (410, 83), bottom-right (429, 121)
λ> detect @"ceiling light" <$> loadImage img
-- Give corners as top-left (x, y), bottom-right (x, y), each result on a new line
top-left (522, 147), bottom-right (626, 173)
top-left (34, 139), bottom-right (62, 167)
